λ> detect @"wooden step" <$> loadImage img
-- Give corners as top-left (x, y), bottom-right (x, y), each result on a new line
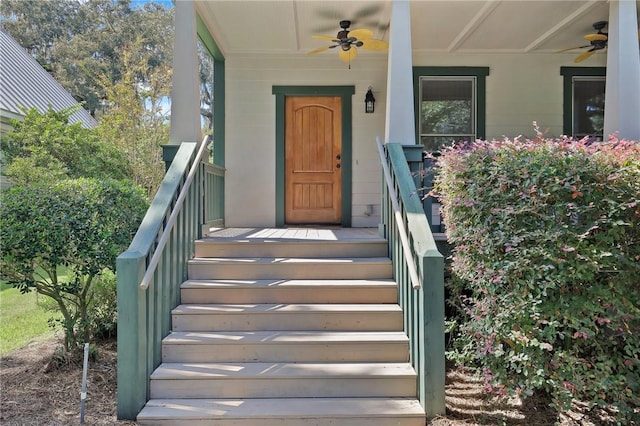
top-left (171, 303), bottom-right (403, 331)
top-left (180, 279), bottom-right (398, 304)
top-left (137, 397), bottom-right (425, 426)
top-left (187, 257), bottom-right (393, 280)
top-left (195, 239), bottom-right (389, 258)
top-left (149, 362), bottom-right (417, 398)
top-left (162, 331), bottom-right (410, 363)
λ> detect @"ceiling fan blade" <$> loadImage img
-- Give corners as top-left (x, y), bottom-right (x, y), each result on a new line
top-left (312, 35), bottom-right (338, 42)
top-left (555, 44), bottom-right (591, 53)
top-left (339, 48), bottom-right (358, 63)
top-left (307, 46), bottom-right (331, 56)
top-left (574, 49), bottom-right (596, 63)
top-left (584, 33), bottom-right (607, 42)
top-left (360, 38), bottom-right (389, 51)
top-left (348, 28), bottom-right (373, 40)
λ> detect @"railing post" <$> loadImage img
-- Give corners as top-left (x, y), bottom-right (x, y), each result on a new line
top-left (420, 251), bottom-right (446, 417)
top-left (116, 251), bottom-right (148, 419)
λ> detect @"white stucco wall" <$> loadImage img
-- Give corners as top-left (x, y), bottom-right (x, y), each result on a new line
top-left (223, 51), bottom-right (607, 227)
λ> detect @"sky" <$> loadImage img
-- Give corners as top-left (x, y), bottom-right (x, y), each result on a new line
top-left (131, 0), bottom-right (174, 9)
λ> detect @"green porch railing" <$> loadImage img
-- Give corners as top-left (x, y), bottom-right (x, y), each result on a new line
top-left (377, 137), bottom-right (446, 418)
top-left (116, 136), bottom-right (225, 420)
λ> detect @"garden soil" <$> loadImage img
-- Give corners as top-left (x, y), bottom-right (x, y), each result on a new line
top-left (0, 338), bottom-right (620, 425)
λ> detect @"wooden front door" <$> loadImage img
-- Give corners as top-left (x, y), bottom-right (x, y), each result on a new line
top-left (285, 96), bottom-right (342, 224)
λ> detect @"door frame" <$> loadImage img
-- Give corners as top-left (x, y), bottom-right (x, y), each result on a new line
top-left (272, 86), bottom-right (355, 227)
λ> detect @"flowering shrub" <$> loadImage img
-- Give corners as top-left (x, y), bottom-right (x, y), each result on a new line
top-left (433, 129), bottom-right (640, 421)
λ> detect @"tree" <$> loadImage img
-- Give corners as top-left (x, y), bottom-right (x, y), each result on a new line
top-left (0, 0), bottom-right (174, 116)
top-left (97, 39), bottom-right (170, 198)
top-left (0, 179), bottom-right (148, 353)
top-left (0, 106), bottom-right (129, 185)
top-left (0, 0), bottom-right (89, 71)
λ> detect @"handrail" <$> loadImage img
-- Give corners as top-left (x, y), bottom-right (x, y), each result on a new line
top-left (139, 135), bottom-right (210, 290)
top-left (376, 136), bottom-right (421, 290)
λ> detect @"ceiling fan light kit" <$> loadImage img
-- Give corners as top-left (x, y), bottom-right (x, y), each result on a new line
top-left (307, 20), bottom-right (388, 68)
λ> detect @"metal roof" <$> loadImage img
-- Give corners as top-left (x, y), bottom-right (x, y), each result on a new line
top-left (0, 30), bottom-right (98, 129)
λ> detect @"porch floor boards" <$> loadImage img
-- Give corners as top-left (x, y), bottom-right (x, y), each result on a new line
top-left (203, 227), bottom-right (383, 242)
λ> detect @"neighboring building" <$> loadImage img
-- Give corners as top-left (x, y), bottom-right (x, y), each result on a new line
top-left (0, 29), bottom-right (97, 134)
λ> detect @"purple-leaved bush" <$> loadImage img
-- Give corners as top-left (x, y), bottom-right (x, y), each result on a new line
top-left (433, 126), bottom-right (640, 421)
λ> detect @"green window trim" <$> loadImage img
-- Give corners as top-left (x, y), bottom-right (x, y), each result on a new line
top-left (412, 66), bottom-right (489, 144)
top-left (197, 14), bottom-right (225, 167)
top-left (560, 67), bottom-right (606, 137)
top-left (272, 86), bottom-right (355, 227)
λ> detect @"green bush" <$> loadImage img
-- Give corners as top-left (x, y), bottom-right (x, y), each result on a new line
top-left (0, 106), bottom-right (130, 184)
top-left (89, 270), bottom-right (118, 340)
top-left (0, 178), bottom-right (148, 353)
top-left (433, 130), bottom-right (640, 421)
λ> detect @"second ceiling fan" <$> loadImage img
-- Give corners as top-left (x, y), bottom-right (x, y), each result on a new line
top-left (557, 21), bottom-right (609, 63)
top-left (307, 20), bottom-right (388, 65)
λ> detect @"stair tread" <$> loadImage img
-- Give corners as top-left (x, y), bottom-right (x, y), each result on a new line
top-left (138, 397), bottom-right (425, 419)
top-left (172, 303), bottom-right (402, 314)
top-left (198, 227), bottom-right (386, 243)
top-left (189, 257), bottom-right (391, 263)
top-left (163, 331), bottom-right (409, 344)
top-left (151, 362), bottom-right (417, 379)
top-left (181, 278), bottom-right (396, 288)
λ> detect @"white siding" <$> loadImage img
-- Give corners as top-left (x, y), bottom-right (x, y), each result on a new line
top-left (413, 51), bottom-right (607, 139)
top-left (223, 51), bottom-right (607, 227)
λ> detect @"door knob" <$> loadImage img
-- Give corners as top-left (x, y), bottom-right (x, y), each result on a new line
top-left (336, 163), bottom-right (341, 169)
top-left (336, 154), bottom-right (341, 160)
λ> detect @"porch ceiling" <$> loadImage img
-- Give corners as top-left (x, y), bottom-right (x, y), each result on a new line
top-left (195, 0), bottom-right (639, 58)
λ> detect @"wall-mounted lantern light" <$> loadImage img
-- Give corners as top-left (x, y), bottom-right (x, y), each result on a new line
top-left (365, 86), bottom-right (375, 113)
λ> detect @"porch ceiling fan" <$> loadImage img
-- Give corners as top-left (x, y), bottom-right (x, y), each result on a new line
top-left (307, 20), bottom-right (388, 65)
top-left (557, 21), bottom-right (609, 63)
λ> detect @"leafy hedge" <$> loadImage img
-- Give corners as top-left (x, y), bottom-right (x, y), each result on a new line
top-left (0, 179), bottom-right (148, 353)
top-left (433, 132), bottom-right (640, 421)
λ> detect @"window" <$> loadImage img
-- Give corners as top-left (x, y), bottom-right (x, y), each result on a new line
top-left (413, 67), bottom-right (489, 233)
top-left (561, 67), bottom-right (606, 140)
top-left (419, 77), bottom-right (475, 151)
top-left (571, 77), bottom-right (605, 139)
top-left (413, 67), bottom-right (489, 152)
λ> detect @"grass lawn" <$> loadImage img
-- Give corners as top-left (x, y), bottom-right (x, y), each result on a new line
top-left (0, 282), bottom-right (61, 355)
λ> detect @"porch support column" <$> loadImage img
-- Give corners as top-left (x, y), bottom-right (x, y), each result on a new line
top-left (384, 0), bottom-right (416, 145)
top-left (603, 0), bottom-right (640, 139)
top-left (166, 0), bottom-right (201, 166)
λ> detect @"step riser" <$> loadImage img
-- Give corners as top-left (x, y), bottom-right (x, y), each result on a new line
top-left (162, 343), bottom-right (410, 363)
top-left (188, 262), bottom-right (392, 280)
top-left (137, 397), bottom-right (425, 426)
top-left (138, 418), bottom-right (425, 426)
top-left (180, 287), bottom-right (397, 304)
top-left (141, 233), bottom-right (424, 425)
top-left (195, 242), bottom-right (389, 258)
top-left (150, 378), bottom-right (416, 399)
top-left (172, 312), bottom-right (403, 332)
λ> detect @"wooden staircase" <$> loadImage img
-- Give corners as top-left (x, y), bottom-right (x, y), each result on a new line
top-left (136, 229), bottom-right (425, 425)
